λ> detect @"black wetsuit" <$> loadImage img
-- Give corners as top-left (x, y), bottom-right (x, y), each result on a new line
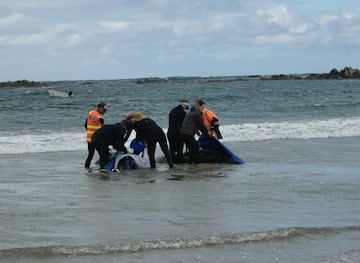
top-left (167, 105), bottom-right (186, 162)
top-left (180, 108), bottom-right (208, 164)
top-left (92, 123), bottom-right (127, 169)
top-left (132, 118), bottom-right (174, 168)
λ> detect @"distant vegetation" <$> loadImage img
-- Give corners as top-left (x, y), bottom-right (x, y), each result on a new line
top-left (262, 66), bottom-right (360, 81)
top-left (0, 79), bottom-right (48, 88)
top-left (1, 67), bottom-right (359, 88)
top-left (135, 67), bottom-right (360, 84)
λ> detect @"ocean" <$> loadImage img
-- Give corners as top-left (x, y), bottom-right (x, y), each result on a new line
top-left (0, 78), bottom-right (359, 262)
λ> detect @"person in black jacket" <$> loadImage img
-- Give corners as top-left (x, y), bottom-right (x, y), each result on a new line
top-left (126, 112), bottom-right (174, 169)
top-left (92, 121), bottom-right (128, 170)
top-left (167, 99), bottom-right (189, 162)
top-left (180, 106), bottom-right (210, 164)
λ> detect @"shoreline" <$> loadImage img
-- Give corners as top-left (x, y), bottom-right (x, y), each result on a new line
top-left (1, 66), bottom-right (360, 87)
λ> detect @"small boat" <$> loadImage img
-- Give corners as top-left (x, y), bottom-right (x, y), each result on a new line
top-left (48, 89), bottom-right (73, 97)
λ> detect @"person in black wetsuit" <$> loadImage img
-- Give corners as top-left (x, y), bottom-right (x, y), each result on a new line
top-left (126, 112), bottom-right (174, 169)
top-left (167, 99), bottom-right (189, 162)
top-left (92, 121), bottom-right (128, 170)
top-left (180, 106), bottom-right (210, 164)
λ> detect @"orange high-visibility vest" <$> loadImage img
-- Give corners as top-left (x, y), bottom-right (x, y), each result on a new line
top-left (85, 110), bottom-right (103, 143)
top-left (201, 108), bottom-right (218, 132)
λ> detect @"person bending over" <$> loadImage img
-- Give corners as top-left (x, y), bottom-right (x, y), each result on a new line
top-left (126, 112), bottom-right (174, 169)
top-left (91, 121), bottom-right (128, 170)
top-left (180, 106), bottom-right (210, 164)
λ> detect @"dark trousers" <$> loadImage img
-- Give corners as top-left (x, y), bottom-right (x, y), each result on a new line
top-left (167, 132), bottom-right (184, 162)
top-left (146, 135), bottom-right (174, 169)
top-left (181, 135), bottom-right (199, 164)
top-left (85, 142), bottom-right (95, 168)
top-left (94, 143), bottom-right (110, 169)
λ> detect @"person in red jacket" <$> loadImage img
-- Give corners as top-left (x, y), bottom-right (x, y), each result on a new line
top-left (84, 102), bottom-right (107, 169)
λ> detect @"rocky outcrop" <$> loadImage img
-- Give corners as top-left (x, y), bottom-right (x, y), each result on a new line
top-left (262, 67), bottom-right (360, 80)
top-left (306, 67), bottom-right (360, 80)
top-left (339, 66), bottom-right (360, 78)
top-left (136, 77), bottom-right (167, 84)
top-left (0, 79), bottom-right (48, 88)
top-left (2, 67), bottom-right (360, 87)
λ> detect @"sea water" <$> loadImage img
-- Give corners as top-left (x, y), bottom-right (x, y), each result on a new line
top-left (0, 78), bottom-right (359, 262)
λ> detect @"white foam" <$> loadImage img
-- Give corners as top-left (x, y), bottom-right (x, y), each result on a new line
top-left (220, 117), bottom-right (360, 142)
top-left (1, 117), bottom-right (359, 154)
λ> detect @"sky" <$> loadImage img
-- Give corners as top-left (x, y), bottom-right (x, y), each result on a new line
top-left (0, 0), bottom-right (360, 81)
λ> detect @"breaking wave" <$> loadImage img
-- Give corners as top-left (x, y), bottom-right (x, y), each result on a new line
top-left (0, 117), bottom-right (359, 154)
top-left (1, 226), bottom-right (359, 258)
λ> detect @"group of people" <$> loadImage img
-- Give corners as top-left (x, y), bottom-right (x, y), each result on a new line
top-left (84, 98), bottom-right (221, 171)
top-left (167, 98), bottom-right (222, 164)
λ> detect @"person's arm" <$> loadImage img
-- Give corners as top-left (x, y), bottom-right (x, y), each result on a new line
top-left (124, 127), bottom-right (132, 142)
top-left (211, 116), bottom-right (220, 126)
top-left (114, 128), bottom-right (127, 153)
top-left (99, 116), bottom-right (104, 125)
top-left (195, 113), bottom-right (210, 136)
top-left (133, 122), bottom-right (146, 141)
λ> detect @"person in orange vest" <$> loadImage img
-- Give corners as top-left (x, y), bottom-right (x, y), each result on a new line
top-left (84, 102), bottom-right (108, 169)
top-left (194, 98), bottom-right (223, 139)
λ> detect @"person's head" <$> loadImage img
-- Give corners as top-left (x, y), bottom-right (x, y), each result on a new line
top-left (198, 99), bottom-right (205, 106)
top-left (120, 119), bottom-right (131, 130)
top-left (194, 98), bottom-right (205, 110)
top-left (178, 98), bottom-right (189, 110)
top-left (97, 102), bottom-right (108, 114)
top-left (126, 111), bottom-right (146, 123)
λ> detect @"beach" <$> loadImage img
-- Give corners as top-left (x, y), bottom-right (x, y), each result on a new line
top-left (1, 137), bottom-right (359, 263)
top-left (1, 78), bottom-right (360, 262)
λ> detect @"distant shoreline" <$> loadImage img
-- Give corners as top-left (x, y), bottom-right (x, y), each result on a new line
top-left (1, 66), bottom-right (360, 88)
top-left (135, 66), bottom-right (360, 84)
top-left (0, 79), bottom-right (48, 88)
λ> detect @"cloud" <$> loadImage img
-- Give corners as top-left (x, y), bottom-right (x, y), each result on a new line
top-left (0, 31), bottom-right (53, 47)
top-left (100, 43), bottom-right (114, 55)
top-left (0, 12), bottom-right (25, 27)
top-left (150, 0), bottom-right (170, 8)
top-left (256, 5), bottom-right (295, 27)
top-left (1, 1), bottom-right (360, 81)
top-left (99, 21), bottom-right (130, 32)
top-left (0, 0), bottom-right (96, 10)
